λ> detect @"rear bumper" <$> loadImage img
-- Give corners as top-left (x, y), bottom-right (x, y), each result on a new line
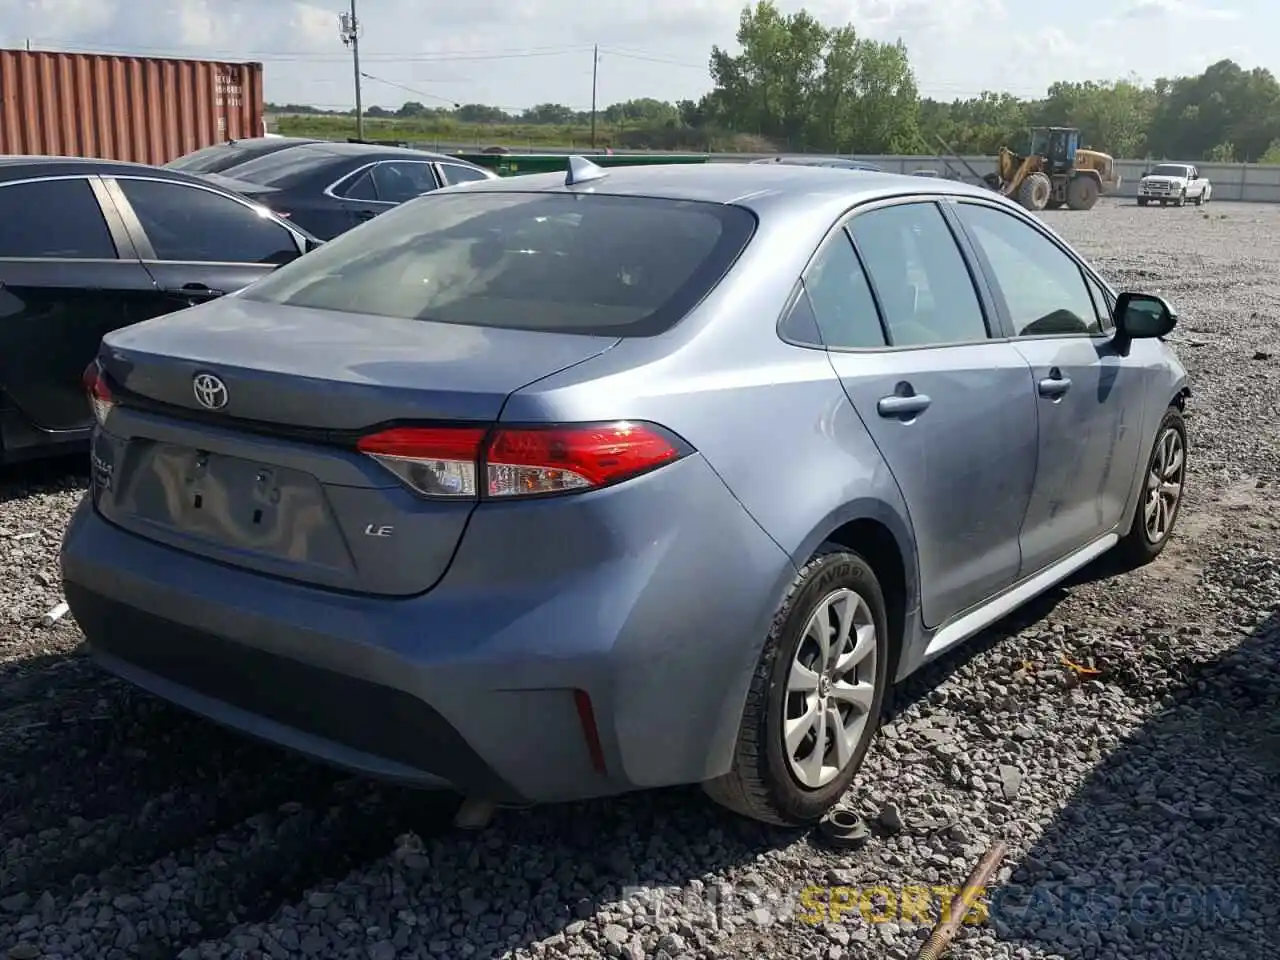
top-left (0, 399), bottom-right (89, 464)
top-left (60, 453), bottom-right (795, 803)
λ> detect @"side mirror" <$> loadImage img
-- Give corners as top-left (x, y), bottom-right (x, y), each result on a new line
top-left (1113, 292), bottom-right (1177, 355)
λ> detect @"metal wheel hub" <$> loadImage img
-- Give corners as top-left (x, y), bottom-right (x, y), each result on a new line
top-left (783, 587), bottom-right (878, 790)
top-left (1144, 426), bottom-right (1185, 544)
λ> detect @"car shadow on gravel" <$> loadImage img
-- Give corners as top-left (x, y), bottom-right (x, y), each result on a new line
top-left (879, 554), bottom-right (1121, 725)
top-left (0, 454), bottom-right (87, 505)
top-left (982, 610), bottom-right (1280, 960)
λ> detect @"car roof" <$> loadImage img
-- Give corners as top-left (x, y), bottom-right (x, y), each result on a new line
top-left (448, 159), bottom-right (1002, 220)
top-left (0, 155), bottom-right (228, 185)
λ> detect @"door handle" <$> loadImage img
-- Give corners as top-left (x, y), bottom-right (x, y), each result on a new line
top-left (877, 394), bottom-right (932, 418)
top-left (1037, 369), bottom-right (1072, 398)
top-left (172, 282), bottom-right (225, 297)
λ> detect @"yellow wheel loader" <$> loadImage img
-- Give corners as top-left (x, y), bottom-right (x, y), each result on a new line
top-left (979, 127), bottom-right (1120, 212)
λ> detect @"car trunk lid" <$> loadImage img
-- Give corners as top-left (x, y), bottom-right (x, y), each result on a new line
top-left (91, 297), bottom-right (617, 595)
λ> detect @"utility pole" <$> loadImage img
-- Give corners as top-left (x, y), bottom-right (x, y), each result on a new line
top-left (590, 45), bottom-right (599, 150)
top-left (338, 0), bottom-right (364, 141)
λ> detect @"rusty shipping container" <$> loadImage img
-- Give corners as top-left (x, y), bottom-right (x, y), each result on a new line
top-left (0, 49), bottom-right (264, 165)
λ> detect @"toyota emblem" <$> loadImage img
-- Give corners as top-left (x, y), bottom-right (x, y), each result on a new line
top-left (192, 372), bottom-right (229, 410)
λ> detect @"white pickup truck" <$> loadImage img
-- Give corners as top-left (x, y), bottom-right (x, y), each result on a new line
top-left (1137, 163), bottom-right (1213, 207)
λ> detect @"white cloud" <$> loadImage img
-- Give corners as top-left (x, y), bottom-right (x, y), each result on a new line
top-left (1116, 0), bottom-right (1239, 20)
top-left (0, 0), bottom-right (1269, 110)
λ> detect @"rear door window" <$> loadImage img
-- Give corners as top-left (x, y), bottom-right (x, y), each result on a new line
top-left (338, 169), bottom-right (379, 201)
top-left (369, 162), bottom-right (439, 203)
top-left (848, 202), bottom-right (989, 347)
top-left (801, 231), bottom-right (886, 349)
top-left (116, 178), bottom-right (301, 265)
top-left (0, 178), bottom-right (117, 259)
top-left (239, 191), bottom-right (756, 337)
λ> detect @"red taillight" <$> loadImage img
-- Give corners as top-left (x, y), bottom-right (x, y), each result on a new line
top-left (82, 361), bottom-right (114, 425)
top-left (356, 426), bottom-right (486, 497)
top-left (355, 421), bottom-right (688, 500)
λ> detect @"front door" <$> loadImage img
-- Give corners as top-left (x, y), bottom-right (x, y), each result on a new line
top-left (815, 199), bottom-right (1039, 628)
top-left (0, 175), bottom-right (154, 433)
top-left (948, 198), bottom-right (1143, 575)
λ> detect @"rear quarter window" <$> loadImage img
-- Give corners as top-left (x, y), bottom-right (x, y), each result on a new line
top-left (238, 192), bottom-right (757, 336)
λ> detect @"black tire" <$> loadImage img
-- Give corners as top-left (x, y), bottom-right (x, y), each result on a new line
top-left (1116, 406), bottom-right (1188, 568)
top-left (1016, 173), bottom-right (1052, 211)
top-left (703, 544), bottom-right (891, 826)
top-left (1066, 175), bottom-right (1100, 211)
top-left (1176, 190), bottom-right (1187, 207)
top-left (1194, 191), bottom-right (1204, 206)
top-left (1137, 198), bottom-right (1148, 207)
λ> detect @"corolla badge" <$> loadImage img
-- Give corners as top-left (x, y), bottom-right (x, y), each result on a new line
top-left (192, 372), bottom-right (229, 410)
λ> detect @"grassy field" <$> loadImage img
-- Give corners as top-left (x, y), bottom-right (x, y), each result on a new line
top-left (276, 113), bottom-right (627, 149)
top-left (271, 113), bottom-right (775, 152)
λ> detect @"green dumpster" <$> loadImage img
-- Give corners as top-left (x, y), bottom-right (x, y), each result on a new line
top-left (453, 152), bottom-right (712, 177)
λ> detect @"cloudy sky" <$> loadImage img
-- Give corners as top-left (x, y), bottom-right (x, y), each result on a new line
top-left (0, 0), bottom-right (1265, 112)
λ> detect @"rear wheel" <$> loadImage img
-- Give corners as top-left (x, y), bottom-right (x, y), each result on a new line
top-left (1066, 175), bottom-right (1100, 211)
top-left (1017, 173), bottom-right (1052, 211)
top-left (703, 544), bottom-right (890, 826)
top-left (1116, 406), bottom-right (1187, 567)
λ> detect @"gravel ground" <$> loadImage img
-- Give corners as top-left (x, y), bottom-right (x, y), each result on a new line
top-left (2, 197), bottom-right (1278, 960)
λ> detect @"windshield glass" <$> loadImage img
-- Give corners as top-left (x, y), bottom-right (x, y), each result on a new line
top-left (238, 191), bottom-right (756, 337)
top-left (218, 145), bottom-right (339, 187)
top-left (1148, 164), bottom-right (1190, 178)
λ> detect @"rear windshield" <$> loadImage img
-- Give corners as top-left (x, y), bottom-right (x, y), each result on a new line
top-left (1148, 164), bottom-right (1190, 177)
top-left (217, 145), bottom-right (339, 187)
top-left (238, 191), bottom-right (756, 337)
top-left (166, 141), bottom-right (291, 174)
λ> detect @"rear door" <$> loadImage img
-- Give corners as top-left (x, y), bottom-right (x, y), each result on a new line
top-left (947, 198), bottom-right (1143, 574)
top-left (812, 197), bottom-right (1039, 628)
top-left (105, 176), bottom-right (306, 312)
top-left (0, 174), bottom-right (156, 432)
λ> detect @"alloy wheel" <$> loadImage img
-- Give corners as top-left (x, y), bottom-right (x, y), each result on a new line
top-left (1144, 426), bottom-right (1185, 544)
top-left (783, 588), bottom-right (878, 789)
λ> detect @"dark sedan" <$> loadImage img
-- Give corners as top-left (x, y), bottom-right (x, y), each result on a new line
top-left (202, 142), bottom-right (499, 239)
top-left (164, 136), bottom-right (321, 175)
top-left (0, 156), bottom-right (320, 465)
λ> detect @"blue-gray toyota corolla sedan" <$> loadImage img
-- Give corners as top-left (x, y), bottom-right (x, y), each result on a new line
top-left (61, 158), bottom-right (1191, 826)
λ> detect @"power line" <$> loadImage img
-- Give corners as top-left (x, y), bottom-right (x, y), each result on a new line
top-left (601, 48), bottom-right (708, 70)
top-left (19, 37), bottom-right (596, 63)
top-left (360, 72), bottom-right (460, 109)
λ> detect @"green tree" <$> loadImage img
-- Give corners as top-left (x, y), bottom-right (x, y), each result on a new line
top-left (1033, 79), bottom-right (1155, 159)
top-left (708, 1), bottom-right (918, 153)
top-left (1259, 138), bottom-right (1280, 164)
